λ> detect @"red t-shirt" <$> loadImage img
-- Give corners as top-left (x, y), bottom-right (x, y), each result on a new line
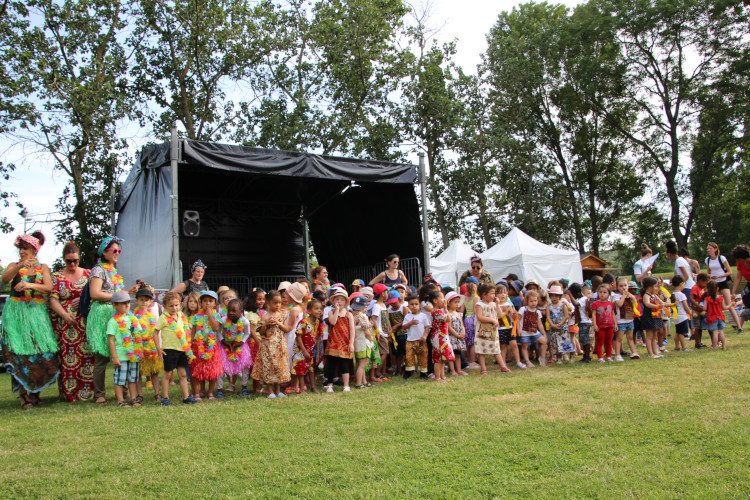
top-left (704, 296), bottom-right (724, 324)
top-left (690, 285), bottom-right (705, 310)
top-left (738, 261), bottom-right (750, 282)
top-left (591, 300), bottom-right (615, 328)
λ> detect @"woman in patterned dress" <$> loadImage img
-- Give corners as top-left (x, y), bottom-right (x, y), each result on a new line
top-left (48, 242), bottom-right (93, 402)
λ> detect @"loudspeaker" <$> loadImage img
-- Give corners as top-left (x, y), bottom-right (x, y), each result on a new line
top-left (182, 210), bottom-right (200, 237)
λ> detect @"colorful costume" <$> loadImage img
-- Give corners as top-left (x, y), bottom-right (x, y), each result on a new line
top-left (50, 269), bottom-right (94, 401)
top-left (291, 314), bottom-right (323, 376)
top-left (85, 263), bottom-right (123, 357)
top-left (474, 300), bottom-right (501, 355)
top-left (449, 313), bottom-right (466, 352)
top-left (430, 309), bottom-right (455, 363)
top-left (219, 317), bottom-right (252, 375)
top-left (189, 309), bottom-right (223, 381)
top-left (251, 310), bottom-right (291, 384)
top-left (135, 308), bottom-right (163, 377)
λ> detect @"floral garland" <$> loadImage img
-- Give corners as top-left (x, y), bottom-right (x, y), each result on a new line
top-left (166, 312), bottom-right (195, 361)
top-left (314, 278), bottom-right (331, 289)
top-left (113, 312), bottom-right (144, 362)
top-left (12, 262), bottom-right (44, 306)
top-left (100, 262), bottom-right (124, 292)
top-left (222, 317), bottom-right (245, 361)
top-left (192, 309), bottom-right (220, 360)
top-left (134, 308), bottom-right (158, 358)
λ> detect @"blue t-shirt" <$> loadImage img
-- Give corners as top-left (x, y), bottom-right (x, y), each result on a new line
top-left (511, 296), bottom-right (523, 309)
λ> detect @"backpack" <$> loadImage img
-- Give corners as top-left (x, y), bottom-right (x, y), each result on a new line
top-left (705, 255), bottom-right (732, 282)
top-left (79, 281), bottom-right (92, 319)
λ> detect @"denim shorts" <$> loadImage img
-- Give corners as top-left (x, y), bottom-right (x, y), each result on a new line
top-left (113, 361), bottom-right (140, 386)
top-left (618, 321), bottom-right (634, 332)
top-left (519, 332), bottom-right (543, 344)
top-left (578, 323), bottom-right (592, 345)
top-left (706, 319), bottom-right (726, 331)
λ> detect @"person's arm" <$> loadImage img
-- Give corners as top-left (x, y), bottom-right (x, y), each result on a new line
top-left (169, 281), bottom-right (187, 294)
top-left (615, 294), bottom-right (626, 307)
top-left (295, 329), bottom-right (310, 358)
top-left (368, 273), bottom-right (385, 286)
top-left (399, 270), bottom-right (408, 286)
top-left (109, 334), bottom-right (121, 367)
top-left (545, 307), bottom-right (554, 328)
top-left (678, 261), bottom-right (690, 281)
top-left (643, 294), bottom-right (659, 310)
top-left (49, 296), bottom-right (76, 325)
top-left (420, 322), bottom-right (429, 342)
top-left (732, 269), bottom-right (743, 295)
top-left (455, 315), bottom-right (465, 339)
top-left (249, 321), bottom-right (261, 344)
top-left (285, 308), bottom-right (299, 334)
top-left (591, 305), bottom-right (598, 332)
top-left (347, 313), bottom-right (355, 353)
top-left (561, 305), bottom-right (570, 325)
top-left (155, 329), bottom-right (164, 359)
top-left (206, 306), bottom-right (220, 332)
top-left (88, 276), bottom-right (111, 302)
top-left (447, 318), bottom-right (458, 337)
top-left (689, 292), bottom-right (704, 313)
top-left (402, 316), bottom-right (418, 328)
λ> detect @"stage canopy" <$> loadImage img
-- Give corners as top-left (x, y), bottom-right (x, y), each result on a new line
top-left (114, 140), bottom-right (424, 290)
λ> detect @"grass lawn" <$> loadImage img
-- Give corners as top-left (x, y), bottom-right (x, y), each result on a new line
top-left (1, 333), bottom-right (749, 499)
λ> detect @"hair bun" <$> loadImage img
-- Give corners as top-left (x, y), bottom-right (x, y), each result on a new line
top-left (31, 231), bottom-right (45, 246)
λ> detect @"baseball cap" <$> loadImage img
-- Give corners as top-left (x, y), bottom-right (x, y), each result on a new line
top-left (351, 295), bottom-right (369, 311)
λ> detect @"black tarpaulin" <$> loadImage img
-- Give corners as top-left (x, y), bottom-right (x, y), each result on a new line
top-left (115, 140), bottom-right (424, 290)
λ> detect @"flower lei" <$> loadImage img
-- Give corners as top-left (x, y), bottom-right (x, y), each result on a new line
top-left (134, 308), bottom-right (158, 358)
top-left (223, 317), bottom-right (245, 361)
top-left (12, 262), bottom-right (44, 305)
top-left (192, 309), bottom-right (219, 360)
top-left (314, 278), bottom-right (331, 289)
top-left (113, 312), bottom-right (144, 362)
top-left (100, 262), bottom-right (124, 292)
top-left (166, 312), bottom-right (195, 361)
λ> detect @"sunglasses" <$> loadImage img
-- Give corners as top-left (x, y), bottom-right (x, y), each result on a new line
top-left (471, 266), bottom-right (481, 270)
top-left (65, 258), bottom-right (79, 265)
top-left (107, 249), bottom-right (122, 254)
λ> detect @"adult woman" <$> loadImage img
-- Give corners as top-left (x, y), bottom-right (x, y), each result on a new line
top-left (633, 243), bottom-right (654, 284)
top-left (1, 231), bottom-right (58, 408)
top-left (666, 241), bottom-right (695, 294)
top-left (170, 260), bottom-right (209, 295)
top-left (49, 241), bottom-right (93, 402)
top-left (458, 256), bottom-right (493, 286)
top-left (679, 248), bottom-right (700, 281)
top-left (369, 254), bottom-right (408, 287)
top-left (311, 265), bottom-right (330, 291)
top-left (85, 236), bottom-right (138, 405)
top-left (705, 242), bottom-right (742, 332)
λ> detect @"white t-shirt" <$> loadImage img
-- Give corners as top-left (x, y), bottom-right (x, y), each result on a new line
top-left (706, 255), bottom-right (728, 283)
top-left (404, 312), bottom-right (430, 342)
top-left (517, 306), bottom-right (543, 335)
top-left (371, 302), bottom-right (388, 338)
top-left (674, 257), bottom-right (696, 289)
top-left (633, 259), bottom-right (649, 278)
top-left (218, 317), bottom-right (251, 342)
top-left (322, 305), bottom-right (334, 340)
top-left (673, 291), bottom-right (689, 323)
top-left (578, 296), bottom-right (591, 324)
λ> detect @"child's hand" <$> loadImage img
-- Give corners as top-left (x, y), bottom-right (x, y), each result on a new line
top-left (112, 356), bottom-right (121, 368)
top-left (303, 350), bottom-right (311, 360)
top-left (493, 319), bottom-right (499, 327)
top-left (159, 350), bottom-right (166, 360)
top-left (420, 334), bottom-right (427, 342)
top-left (127, 285), bottom-right (139, 295)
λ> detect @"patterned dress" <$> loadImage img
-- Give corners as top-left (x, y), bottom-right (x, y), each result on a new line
top-left (474, 300), bottom-right (501, 355)
top-left (291, 314), bottom-right (323, 376)
top-left (251, 310), bottom-right (291, 384)
top-left (548, 303), bottom-right (575, 355)
top-left (50, 269), bottom-right (94, 402)
top-left (430, 309), bottom-right (455, 363)
top-left (449, 313), bottom-right (466, 352)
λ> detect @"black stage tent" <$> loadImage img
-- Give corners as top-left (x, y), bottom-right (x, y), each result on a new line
top-left (114, 139), bottom-right (425, 292)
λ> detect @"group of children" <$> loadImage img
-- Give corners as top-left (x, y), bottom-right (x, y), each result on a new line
top-left (104, 268), bottom-right (736, 407)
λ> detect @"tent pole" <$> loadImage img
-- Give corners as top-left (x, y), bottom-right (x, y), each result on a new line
top-left (418, 152), bottom-right (430, 276)
top-left (302, 205), bottom-right (310, 278)
top-left (170, 123), bottom-right (180, 289)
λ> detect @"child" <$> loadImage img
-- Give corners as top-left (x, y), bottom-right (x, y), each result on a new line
top-left (183, 291), bottom-right (200, 320)
top-left (370, 283), bottom-right (391, 380)
top-left (670, 275), bottom-right (691, 351)
top-left (217, 299), bottom-right (254, 397)
top-left (428, 290), bottom-right (454, 382)
top-left (387, 290), bottom-right (406, 376)
top-left (517, 291), bottom-right (548, 367)
top-left (324, 289), bottom-right (355, 393)
top-left (402, 295), bottom-right (430, 379)
top-left (446, 291), bottom-right (467, 376)
top-left (218, 288), bottom-right (238, 319)
top-left (614, 278), bottom-right (640, 360)
top-left (461, 277), bottom-right (480, 369)
top-left (284, 282), bottom-right (307, 393)
top-left (189, 291), bottom-right (224, 400)
top-left (134, 287), bottom-right (163, 402)
top-left (291, 299), bottom-right (324, 392)
top-left (474, 283), bottom-right (511, 374)
top-left (496, 283), bottom-right (524, 369)
top-left (156, 292), bottom-right (196, 405)
top-left (575, 285), bottom-right (592, 363)
top-left (107, 290), bottom-right (144, 407)
top-left (704, 280), bottom-right (728, 350)
top-left (690, 273), bottom-right (710, 349)
top-left (244, 287), bottom-right (265, 394)
top-left (591, 283), bottom-right (616, 363)
top-left (252, 290), bottom-right (292, 398)
top-left (351, 295), bottom-right (374, 389)
top-left (640, 277), bottom-right (664, 358)
top-left (547, 285), bottom-right (574, 364)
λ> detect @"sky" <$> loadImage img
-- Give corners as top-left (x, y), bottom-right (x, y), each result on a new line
top-left (0, 0), bottom-right (586, 268)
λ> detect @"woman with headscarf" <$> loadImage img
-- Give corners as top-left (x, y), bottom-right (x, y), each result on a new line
top-left (1, 231), bottom-right (59, 408)
top-left (170, 259), bottom-right (209, 295)
top-left (458, 256), bottom-right (494, 286)
top-left (85, 236), bottom-right (138, 405)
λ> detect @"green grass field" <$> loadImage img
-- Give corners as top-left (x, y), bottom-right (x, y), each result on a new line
top-left (2, 333), bottom-right (749, 499)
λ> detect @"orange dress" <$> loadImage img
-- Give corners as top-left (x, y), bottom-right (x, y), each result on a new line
top-left (251, 310), bottom-right (291, 384)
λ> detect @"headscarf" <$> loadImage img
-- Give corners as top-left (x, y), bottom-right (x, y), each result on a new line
top-left (97, 236), bottom-right (124, 257)
top-left (15, 234), bottom-right (41, 252)
top-left (191, 259), bottom-right (207, 273)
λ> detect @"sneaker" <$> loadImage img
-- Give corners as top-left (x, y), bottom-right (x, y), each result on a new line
top-left (325, 385), bottom-right (334, 393)
top-left (606, 357), bottom-right (614, 362)
top-left (614, 355), bottom-right (624, 362)
top-left (525, 360), bottom-right (535, 368)
top-left (598, 358), bottom-right (606, 363)
top-left (182, 395), bottom-right (197, 404)
top-left (403, 371), bottom-right (414, 380)
top-left (419, 373), bottom-right (429, 380)
top-left (556, 360), bottom-right (563, 365)
top-left (682, 347), bottom-right (692, 352)
top-left (630, 352), bottom-right (640, 359)
top-left (658, 346), bottom-right (665, 352)
top-left (466, 363), bottom-right (481, 370)
top-left (216, 391), bottom-right (223, 398)
top-left (278, 392), bottom-right (286, 398)
top-left (161, 398), bottom-right (171, 406)
top-left (516, 362), bottom-right (527, 369)
top-left (267, 393), bottom-right (276, 399)
top-left (620, 351), bottom-right (630, 357)
top-left (343, 386), bottom-right (351, 392)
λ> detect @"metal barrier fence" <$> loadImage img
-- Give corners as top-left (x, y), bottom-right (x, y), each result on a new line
top-left (335, 257), bottom-right (423, 290)
top-left (204, 275), bottom-right (252, 298)
top-left (249, 275), bottom-right (306, 294)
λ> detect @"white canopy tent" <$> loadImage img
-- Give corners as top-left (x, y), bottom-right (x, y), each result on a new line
top-left (480, 227), bottom-right (583, 287)
top-left (430, 239), bottom-right (480, 286)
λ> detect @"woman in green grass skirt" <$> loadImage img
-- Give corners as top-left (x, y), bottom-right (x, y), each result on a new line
top-left (1, 231), bottom-right (59, 408)
top-left (85, 236), bottom-right (138, 405)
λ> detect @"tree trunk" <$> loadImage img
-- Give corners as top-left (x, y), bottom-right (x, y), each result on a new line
top-left (426, 143), bottom-right (450, 250)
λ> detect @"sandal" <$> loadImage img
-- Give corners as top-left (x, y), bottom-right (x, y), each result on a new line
top-left (134, 395), bottom-right (144, 405)
top-left (228, 384), bottom-right (236, 393)
top-left (480, 370), bottom-right (488, 375)
top-left (310, 387), bottom-right (320, 393)
top-left (208, 393), bottom-right (216, 400)
top-left (29, 393), bottom-right (44, 406)
top-left (132, 400), bottom-right (142, 407)
top-left (20, 394), bottom-right (33, 409)
top-left (95, 397), bottom-right (108, 406)
top-left (154, 394), bottom-right (162, 402)
top-left (118, 401), bottom-right (131, 407)
top-left (241, 388), bottom-right (250, 396)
